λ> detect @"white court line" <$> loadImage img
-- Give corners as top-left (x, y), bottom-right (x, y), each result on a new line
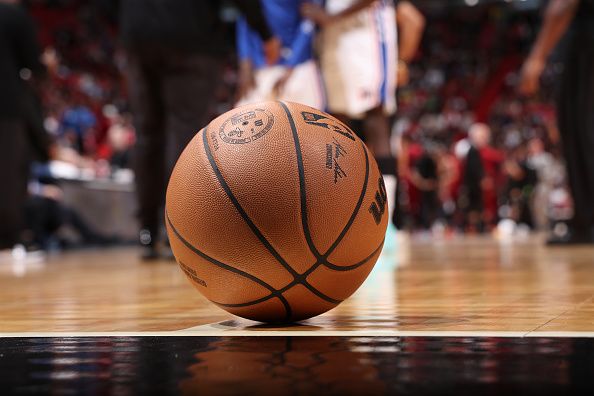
top-left (3, 329), bottom-right (594, 338)
top-left (2, 320), bottom-right (594, 338)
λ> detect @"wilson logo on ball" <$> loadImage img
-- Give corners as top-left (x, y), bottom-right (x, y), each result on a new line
top-left (369, 177), bottom-right (387, 225)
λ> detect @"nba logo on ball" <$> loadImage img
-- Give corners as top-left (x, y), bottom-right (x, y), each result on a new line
top-left (166, 101), bottom-right (388, 323)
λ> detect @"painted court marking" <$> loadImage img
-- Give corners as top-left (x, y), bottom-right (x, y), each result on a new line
top-left (2, 321), bottom-right (594, 338)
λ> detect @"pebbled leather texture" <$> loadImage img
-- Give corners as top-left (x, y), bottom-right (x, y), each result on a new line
top-left (166, 101), bottom-right (388, 323)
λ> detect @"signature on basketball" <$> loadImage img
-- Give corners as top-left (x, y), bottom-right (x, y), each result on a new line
top-left (326, 137), bottom-right (347, 184)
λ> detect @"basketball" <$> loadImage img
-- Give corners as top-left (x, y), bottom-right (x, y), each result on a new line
top-left (165, 101), bottom-right (388, 322)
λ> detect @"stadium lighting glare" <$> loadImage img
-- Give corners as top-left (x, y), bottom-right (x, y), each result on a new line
top-left (465, 0), bottom-right (479, 6)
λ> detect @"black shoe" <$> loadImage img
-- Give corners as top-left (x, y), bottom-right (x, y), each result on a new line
top-left (546, 232), bottom-right (593, 246)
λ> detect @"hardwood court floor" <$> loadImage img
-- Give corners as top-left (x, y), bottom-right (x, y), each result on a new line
top-left (1, 235), bottom-right (594, 334)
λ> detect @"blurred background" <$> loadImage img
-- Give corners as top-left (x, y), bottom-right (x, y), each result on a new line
top-left (0, 0), bottom-right (574, 256)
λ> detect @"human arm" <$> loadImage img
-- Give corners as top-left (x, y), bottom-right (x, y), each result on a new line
top-left (397, 1), bottom-right (425, 63)
top-left (233, 0), bottom-right (281, 64)
top-left (519, 0), bottom-right (580, 95)
top-left (271, 15), bottom-right (317, 95)
top-left (396, 1), bottom-right (425, 85)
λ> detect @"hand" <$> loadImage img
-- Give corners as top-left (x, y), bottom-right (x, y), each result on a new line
top-left (397, 60), bottom-right (410, 86)
top-left (237, 60), bottom-right (256, 100)
top-left (47, 143), bottom-right (59, 161)
top-left (519, 56), bottom-right (546, 96)
top-left (272, 68), bottom-right (294, 99)
top-left (263, 36), bottom-right (282, 65)
top-left (301, 3), bottom-right (334, 27)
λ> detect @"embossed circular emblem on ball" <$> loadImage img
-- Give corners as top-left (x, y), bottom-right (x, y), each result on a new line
top-left (219, 108), bottom-right (274, 144)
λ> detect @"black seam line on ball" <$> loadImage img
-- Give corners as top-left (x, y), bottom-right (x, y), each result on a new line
top-left (323, 141), bottom-right (370, 258)
top-left (202, 126), bottom-right (301, 281)
top-left (212, 293), bottom-right (293, 319)
top-left (211, 294), bottom-right (280, 308)
top-left (279, 101), bottom-right (322, 260)
top-left (279, 102), bottom-right (377, 305)
top-left (300, 279), bottom-right (342, 304)
top-left (216, 238), bottom-right (384, 310)
top-left (278, 101), bottom-right (350, 305)
top-left (166, 211), bottom-right (292, 318)
top-left (206, 119), bottom-right (336, 312)
top-left (322, 239), bottom-right (384, 271)
top-left (280, 101), bottom-right (370, 266)
top-left (297, 141), bottom-right (371, 278)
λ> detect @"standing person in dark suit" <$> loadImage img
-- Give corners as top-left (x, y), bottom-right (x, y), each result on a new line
top-left (0, 0), bottom-right (47, 252)
top-left (520, 0), bottom-right (594, 244)
top-left (112, 0), bottom-right (280, 259)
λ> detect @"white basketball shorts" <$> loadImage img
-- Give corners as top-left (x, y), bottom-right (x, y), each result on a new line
top-left (236, 60), bottom-right (326, 111)
top-left (319, 0), bottom-right (397, 119)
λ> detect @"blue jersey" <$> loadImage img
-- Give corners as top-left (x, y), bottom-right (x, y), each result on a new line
top-left (236, 0), bottom-right (318, 68)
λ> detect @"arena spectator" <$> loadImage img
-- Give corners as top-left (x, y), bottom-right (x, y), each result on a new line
top-left (502, 144), bottom-right (538, 228)
top-left (411, 143), bottom-right (441, 230)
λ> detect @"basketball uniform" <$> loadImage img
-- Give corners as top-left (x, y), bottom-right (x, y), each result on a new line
top-left (236, 0), bottom-right (326, 110)
top-left (318, 0), bottom-right (397, 119)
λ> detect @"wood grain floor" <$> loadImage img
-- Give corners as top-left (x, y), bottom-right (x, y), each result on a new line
top-left (1, 235), bottom-right (594, 334)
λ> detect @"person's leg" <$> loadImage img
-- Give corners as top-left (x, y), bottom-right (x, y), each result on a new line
top-left (162, 52), bottom-right (221, 181)
top-left (420, 191), bottom-right (433, 230)
top-left (575, 40), bottom-right (594, 236)
top-left (555, 38), bottom-right (594, 242)
top-left (466, 189), bottom-right (484, 233)
top-left (362, 106), bottom-right (391, 158)
top-left (393, 176), bottom-right (406, 229)
top-left (127, 48), bottom-right (166, 257)
top-left (59, 204), bottom-right (109, 245)
top-left (159, 52), bottom-right (221, 257)
top-left (363, 106), bottom-right (397, 249)
top-left (0, 120), bottom-right (28, 250)
top-left (24, 196), bottom-right (52, 248)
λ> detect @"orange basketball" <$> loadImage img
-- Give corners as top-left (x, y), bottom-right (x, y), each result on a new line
top-left (165, 101), bottom-right (388, 323)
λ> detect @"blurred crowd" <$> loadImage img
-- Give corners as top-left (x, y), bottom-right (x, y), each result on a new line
top-left (391, 11), bottom-right (569, 235)
top-left (27, 0), bottom-right (242, 178)
top-left (2, 0), bottom-right (574, 253)
top-left (29, 0), bottom-right (133, 176)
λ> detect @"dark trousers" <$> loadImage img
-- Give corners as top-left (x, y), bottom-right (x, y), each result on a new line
top-left (25, 196), bottom-right (102, 247)
top-left (419, 190), bottom-right (439, 230)
top-left (126, 46), bottom-right (221, 236)
top-left (0, 119), bottom-right (28, 249)
top-left (558, 32), bottom-right (594, 234)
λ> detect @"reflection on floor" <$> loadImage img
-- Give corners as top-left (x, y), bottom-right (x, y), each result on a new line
top-left (1, 336), bottom-right (593, 395)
